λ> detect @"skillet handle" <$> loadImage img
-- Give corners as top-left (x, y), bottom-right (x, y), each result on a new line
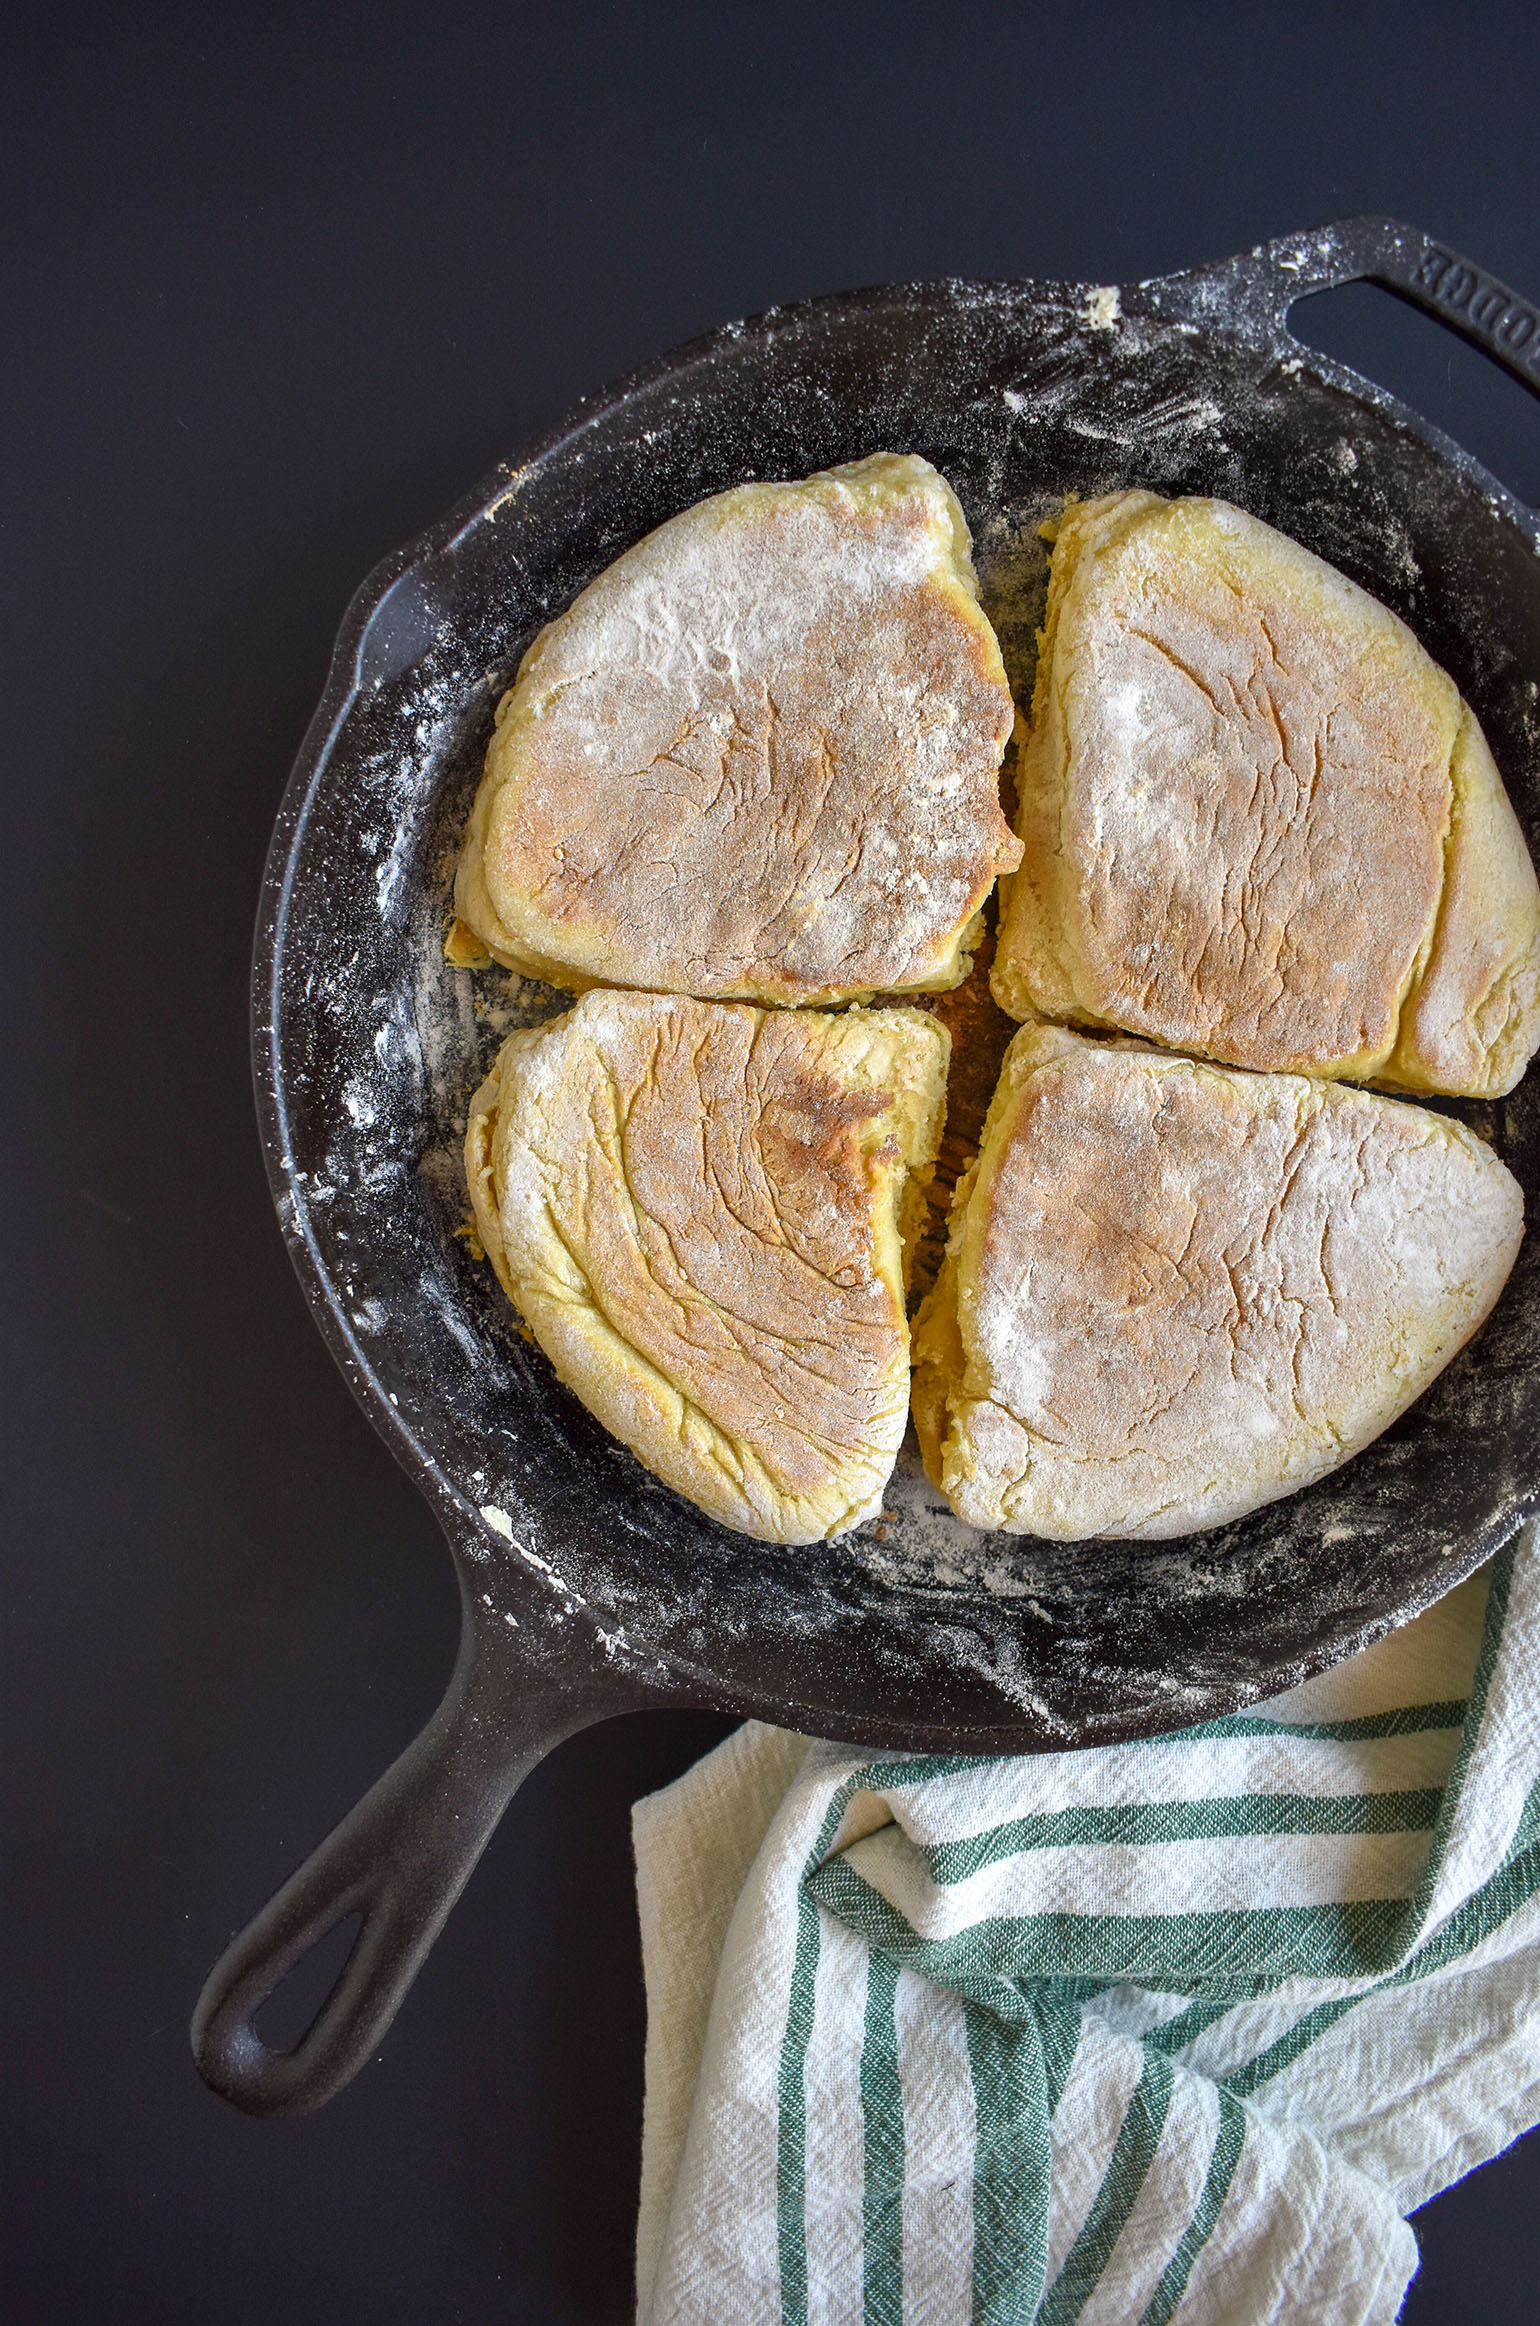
top-left (1150, 216), bottom-right (1540, 405)
top-left (191, 1564), bottom-right (654, 2117)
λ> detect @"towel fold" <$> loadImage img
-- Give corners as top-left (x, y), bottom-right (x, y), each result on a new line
top-left (634, 1526), bottom-right (1540, 2324)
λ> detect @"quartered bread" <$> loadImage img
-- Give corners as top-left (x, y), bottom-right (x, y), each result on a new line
top-left (912, 1026), bottom-right (1523, 1540)
top-left (452, 454), bottom-right (1020, 1005)
top-left (466, 991), bottom-right (949, 1544)
top-left (993, 491), bottom-right (1540, 1097)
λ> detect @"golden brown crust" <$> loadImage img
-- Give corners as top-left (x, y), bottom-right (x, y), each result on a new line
top-left (454, 455), bottom-right (1020, 1006)
top-left (1388, 707), bottom-right (1540, 1095)
top-left (466, 992), bottom-right (949, 1543)
top-left (992, 492), bottom-right (1540, 1096)
top-left (913, 1026), bottom-right (1524, 1539)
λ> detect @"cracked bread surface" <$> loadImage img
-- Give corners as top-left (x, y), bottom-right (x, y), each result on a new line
top-left (912, 1026), bottom-right (1523, 1540)
top-left (992, 491), bottom-right (1540, 1097)
top-left (453, 454), bottom-right (1020, 1006)
top-left (466, 990), bottom-right (949, 1544)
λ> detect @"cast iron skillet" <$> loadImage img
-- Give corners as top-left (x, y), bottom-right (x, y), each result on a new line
top-left (194, 217), bottom-right (1540, 2116)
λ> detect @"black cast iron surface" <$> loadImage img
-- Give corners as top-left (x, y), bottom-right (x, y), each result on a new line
top-left (196, 217), bottom-right (1540, 2113)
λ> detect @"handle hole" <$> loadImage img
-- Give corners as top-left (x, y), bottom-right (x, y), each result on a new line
top-left (252, 1910), bottom-right (365, 2054)
top-left (1288, 280), bottom-right (1540, 508)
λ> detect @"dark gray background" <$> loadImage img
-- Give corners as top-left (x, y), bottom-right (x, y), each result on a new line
top-left (5, 2), bottom-right (1539, 2317)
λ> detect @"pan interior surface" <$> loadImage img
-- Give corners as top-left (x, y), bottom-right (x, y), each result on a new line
top-left (261, 276), bottom-right (1540, 1749)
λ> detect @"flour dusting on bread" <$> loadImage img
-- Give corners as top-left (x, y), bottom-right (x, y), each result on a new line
top-left (455, 455), bottom-right (1020, 1005)
top-left (993, 490), bottom-right (1540, 1097)
top-left (913, 1026), bottom-right (1524, 1539)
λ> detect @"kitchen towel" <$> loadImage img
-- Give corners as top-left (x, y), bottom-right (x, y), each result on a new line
top-left (633, 1524), bottom-right (1540, 2324)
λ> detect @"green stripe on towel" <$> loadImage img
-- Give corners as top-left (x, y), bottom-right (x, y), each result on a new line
top-left (967, 2006), bottom-right (1051, 2325)
top-left (1039, 2048), bottom-right (1175, 2325)
top-left (922, 1790), bottom-right (1443, 1883)
top-left (861, 1951), bottom-right (905, 2326)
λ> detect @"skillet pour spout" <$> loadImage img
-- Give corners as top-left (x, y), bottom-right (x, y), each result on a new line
top-left (195, 216), bottom-right (1540, 2115)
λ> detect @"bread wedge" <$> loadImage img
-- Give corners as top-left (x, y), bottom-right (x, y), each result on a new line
top-left (913, 1025), bottom-right (1522, 1540)
top-left (466, 991), bottom-right (949, 1543)
top-left (453, 455), bottom-right (1020, 1005)
top-left (993, 491), bottom-right (1540, 1097)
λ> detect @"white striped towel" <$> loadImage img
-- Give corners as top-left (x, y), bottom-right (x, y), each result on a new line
top-left (632, 1524), bottom-right (1540, 2324)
